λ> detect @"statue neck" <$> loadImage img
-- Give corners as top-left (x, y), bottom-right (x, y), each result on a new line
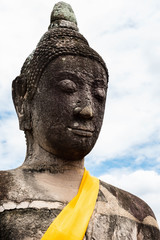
top-left (22, 135), bottom-right (84, 174)
top-left (19, 140), bottom-right (84, 202)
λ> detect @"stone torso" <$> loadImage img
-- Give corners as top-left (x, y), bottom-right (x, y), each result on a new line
top-left (0, 169), bottom-right (159, 240)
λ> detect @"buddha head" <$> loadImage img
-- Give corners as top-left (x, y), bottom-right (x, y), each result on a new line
top-left (12, 2), bottom-right (109, 161)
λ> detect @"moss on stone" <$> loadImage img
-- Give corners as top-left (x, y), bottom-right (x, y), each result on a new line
top-left (51, 2), bottom-right (77, 25)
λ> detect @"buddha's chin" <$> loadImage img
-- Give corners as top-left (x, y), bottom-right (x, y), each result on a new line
top-left (49, 146), bottom-right (93, 161)
top-left (37, 130), bottom-right (99, 160)
top-left (40, 140), bottom-right (95, 161)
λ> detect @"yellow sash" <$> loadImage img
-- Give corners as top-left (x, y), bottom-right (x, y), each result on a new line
top-left (41, 168), bottom-right (99, 240)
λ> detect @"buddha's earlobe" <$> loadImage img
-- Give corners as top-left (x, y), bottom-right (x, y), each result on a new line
top-left (12, 76), bottom-right (32, 131)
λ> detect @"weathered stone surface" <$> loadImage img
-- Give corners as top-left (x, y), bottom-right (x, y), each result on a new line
top-left (0, 1), bottom-right (160, 239)
top-left (0, 175), bottom-right (159, 239)
top-left (51, 2), bottom-right (77, 24)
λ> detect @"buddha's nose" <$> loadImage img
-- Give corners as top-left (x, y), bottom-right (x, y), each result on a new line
top-left (74, 106), bottom-right (93, 119)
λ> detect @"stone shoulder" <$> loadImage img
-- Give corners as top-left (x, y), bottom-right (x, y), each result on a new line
top-left (0, 168), bottom-right (33, 204)
top-left (0, 170), bottom-right (14, 202)
top-left (99, 180), bottom-right (159, 229)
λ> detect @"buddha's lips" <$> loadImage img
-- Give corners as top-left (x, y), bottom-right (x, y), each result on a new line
top-left (67, 127), bottom-right (94, 137)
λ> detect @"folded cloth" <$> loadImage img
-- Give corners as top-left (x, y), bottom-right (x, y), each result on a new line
top-left (41, 168), bottom-right (99, 240)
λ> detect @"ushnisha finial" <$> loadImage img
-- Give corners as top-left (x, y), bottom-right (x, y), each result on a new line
top-left (49, 1), bottom-right (78, 31)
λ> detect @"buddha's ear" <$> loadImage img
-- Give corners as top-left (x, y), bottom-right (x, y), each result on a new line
top-left (12, 76), bottom-right (32, 131)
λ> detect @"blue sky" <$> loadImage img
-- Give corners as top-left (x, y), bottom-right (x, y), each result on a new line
top-left (0, 0), bottom-right (160, 225)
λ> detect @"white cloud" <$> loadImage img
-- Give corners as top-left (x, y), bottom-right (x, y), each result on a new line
top-left (0, 115), bottom-right (25, 170)
top-left (86, 0), bottom-right (160, 164)
top-left (100, 169), bottom-right (160, 227)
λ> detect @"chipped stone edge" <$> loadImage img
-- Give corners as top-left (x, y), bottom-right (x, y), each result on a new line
top-left (1, 200), bottom-right (159, 230)
top-left (0, 200), bottom-right (64, 213)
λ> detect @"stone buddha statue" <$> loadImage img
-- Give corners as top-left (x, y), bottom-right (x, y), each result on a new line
top-left (0, 2), bottom-right (159, 239)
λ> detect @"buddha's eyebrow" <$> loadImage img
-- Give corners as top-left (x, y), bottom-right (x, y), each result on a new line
top-left (95, 79), bottom-right (107, 87)
top-left (54, 71), bottom-right (107, 87)
top-left (79, 71), bottom-right (107, 86)
top-left (54, 71), bottom-right (82, 81)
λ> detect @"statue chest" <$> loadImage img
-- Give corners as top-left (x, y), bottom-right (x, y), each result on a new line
top-left (0, 201), bottom-right (155, 240)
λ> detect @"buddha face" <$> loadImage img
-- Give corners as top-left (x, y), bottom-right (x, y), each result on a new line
top-left (31, 55), bottom-right (108, 160)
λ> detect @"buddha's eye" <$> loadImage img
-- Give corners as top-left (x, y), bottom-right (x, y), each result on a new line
top-left (58, 80), bottom-right (77, 93)
top-left (94, 88), bottom-right (106, 101)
